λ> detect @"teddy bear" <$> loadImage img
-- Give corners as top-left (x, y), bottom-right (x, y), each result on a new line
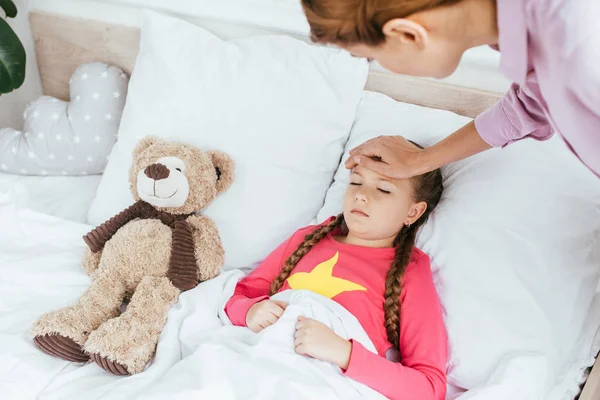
top-left (30, 136), bottom-right (234, 375)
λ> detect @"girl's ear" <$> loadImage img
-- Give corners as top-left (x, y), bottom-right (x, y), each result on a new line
top-left (382, 18), bottom-right (429, 49)
top-left (406, 201), bottom-right (428, 226)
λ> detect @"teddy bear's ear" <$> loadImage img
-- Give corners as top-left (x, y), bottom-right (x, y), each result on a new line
top-left (207, 150), bottom-right (235, 194)
top-left (132, 136), bottom-right (161, 160)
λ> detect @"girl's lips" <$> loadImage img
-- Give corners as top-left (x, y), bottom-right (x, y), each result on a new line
top-left (351, 209), bottom-right (369, 217)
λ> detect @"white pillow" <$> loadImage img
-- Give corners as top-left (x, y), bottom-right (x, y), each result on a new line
top-left (88, 10), bottom-right (368, 271)
top-left (317, 91), bottom-right (600, 398)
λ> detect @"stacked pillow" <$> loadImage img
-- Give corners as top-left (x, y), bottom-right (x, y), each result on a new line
top-left (318, 90), bottom-right (600, 399)
top-left (88, 10), bottom-right (369, 271)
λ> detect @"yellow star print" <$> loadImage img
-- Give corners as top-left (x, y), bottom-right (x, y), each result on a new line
top-left (286, 251), bottom-right (367, 298)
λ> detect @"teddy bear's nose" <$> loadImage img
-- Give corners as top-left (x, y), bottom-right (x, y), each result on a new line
top-left (144, 163), bottom-right (170, 181)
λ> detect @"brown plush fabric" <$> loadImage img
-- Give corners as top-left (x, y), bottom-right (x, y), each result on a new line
top-left (186, 215), bottom-right (226, 281)
top-left (144, 163), bottom-right (169, 180)
top-left (34, 334), bottom-right (89, 362)
top-left (84, 276), bottom-right (179, 374)
top-left (83, 201), bottom-right (192, 253)
top-left (128, 137), bottom-right (234, 215)
top-left (31, 136), bottom-right (234, 375)
top-left (168, 221), bottom-right (199, 291)
top-left (81, 246), bottom-right (102, 276)
top-left (207, 150), bottom-right (235, 195)
top-left (90, 353), bottom-right (130, 375)
top-left (31, 273), bottom-right (125, 346)
top-left (83, 201), bottom-right (148, 253)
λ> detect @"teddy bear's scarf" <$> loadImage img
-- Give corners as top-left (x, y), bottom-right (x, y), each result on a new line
top-left (83, 200), bottom-right (199, 291)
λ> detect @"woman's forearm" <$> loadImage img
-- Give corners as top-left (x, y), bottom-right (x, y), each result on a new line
top-left (419, 120), bottom-right (493, 174)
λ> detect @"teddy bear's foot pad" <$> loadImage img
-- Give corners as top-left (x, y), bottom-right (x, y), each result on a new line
top-left (34, 334), bottom-right (89, 362)
top-left (89, 353), bottom-right (130, 375)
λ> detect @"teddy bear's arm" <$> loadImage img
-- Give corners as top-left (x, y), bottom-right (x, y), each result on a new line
top-left (81, 246), bottom-right (102, 276)
top-left (185, 215), bottom-right (225, 282)
top-left (83, 200), bottom-right (149, 253)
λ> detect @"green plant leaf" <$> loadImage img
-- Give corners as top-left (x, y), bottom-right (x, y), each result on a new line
top-left (0, 17), bottom-right (25, 94)
top-left (0, 0), bottom-right (17, 18)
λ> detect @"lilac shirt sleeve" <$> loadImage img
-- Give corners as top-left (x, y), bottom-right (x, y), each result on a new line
top-left (474, 83), bottom-right (554, 147)
top-left (566, 44), bottom-right (600, 117)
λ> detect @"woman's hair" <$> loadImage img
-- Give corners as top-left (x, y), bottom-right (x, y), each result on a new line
top-left (269, 141), bottom-right (443, 355)
top-left (300, 0), bottom-right (461, 46)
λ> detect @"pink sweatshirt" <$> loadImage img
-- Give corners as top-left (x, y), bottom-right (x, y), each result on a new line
top-left (474, 0), bottom-right (600, 177)
top-left (225, 218), bottom-right (448, 400)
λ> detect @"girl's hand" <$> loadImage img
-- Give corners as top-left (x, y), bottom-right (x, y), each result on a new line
top-left (246, 300), bottom-right (288, 333)
top-left (294, 315), bottom-right (352, 369)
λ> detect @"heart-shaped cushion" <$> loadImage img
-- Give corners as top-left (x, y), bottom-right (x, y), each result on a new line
top-left (0, 62), bottom-right (128, 176)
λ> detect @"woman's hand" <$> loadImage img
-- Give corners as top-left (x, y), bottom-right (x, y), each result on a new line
top-left (294, 316), bottom-right (352, 369)
top-left (246, 299), bottom-right (288, 333)
top-left (344, 135), bottom-right (426, 179)
top-left (344, 121), bottom-right (492, 179)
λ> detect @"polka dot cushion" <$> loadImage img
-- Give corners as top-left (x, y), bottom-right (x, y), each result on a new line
top-left (0, 62), bottom-right (128, 176)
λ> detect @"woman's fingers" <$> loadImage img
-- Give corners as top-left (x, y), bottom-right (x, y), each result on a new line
top-left (344, 156), bottom-right (358, 169)
top-left (345, 141), bottom-right (386, 168)
top-left (352, 155), bottom-right (394, 177)
top-left (348, 136), bottom-right (381, 156)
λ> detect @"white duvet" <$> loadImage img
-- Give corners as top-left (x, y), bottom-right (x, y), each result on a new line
top-left (2, 191), bottom-right (598, 400)
top-left (0, 194), bottom-right (384, 400)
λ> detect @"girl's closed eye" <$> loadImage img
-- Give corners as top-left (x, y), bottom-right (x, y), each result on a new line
top-left (378, 188), bottom-right (391, 194)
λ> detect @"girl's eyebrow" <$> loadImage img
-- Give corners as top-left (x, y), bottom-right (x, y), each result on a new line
top-left (353, 170), bottom-right (394, 185)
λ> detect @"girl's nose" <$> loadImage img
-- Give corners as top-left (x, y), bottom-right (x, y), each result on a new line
top-left (354, 190), bottom-right (367, 203)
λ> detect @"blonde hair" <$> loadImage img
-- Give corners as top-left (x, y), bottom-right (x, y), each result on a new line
top-left (301, 0), bottom-right (461, 46)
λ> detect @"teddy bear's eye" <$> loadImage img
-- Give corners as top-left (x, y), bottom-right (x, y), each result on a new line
top-left (176, 168), bottom-right (182, 172)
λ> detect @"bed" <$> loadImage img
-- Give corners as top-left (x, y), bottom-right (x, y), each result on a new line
top-left (0, 7), bottom-right (598, 400)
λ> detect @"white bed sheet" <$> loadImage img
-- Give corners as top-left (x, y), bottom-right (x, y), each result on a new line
top-left (0, 172), bottom-right (101, 224)
top-left (445, 296), bottom-right (600, 400)
top-left (0, 202), bottom-right (385, 399)
top-left (0, 190), bottom-right (597, 400)
top-left (0, 169), bottom-right (598, 399)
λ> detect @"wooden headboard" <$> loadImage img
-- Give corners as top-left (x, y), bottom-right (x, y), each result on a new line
top-left (29, 10), bottom-right (502, 119)
top-left (25, 9), bottom-right (600, 400)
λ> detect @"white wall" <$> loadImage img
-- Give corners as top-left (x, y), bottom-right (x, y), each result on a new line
top-left (0, 0), bottom-right (42, 129)
top-left (0, 0), bottom-right (511, 127)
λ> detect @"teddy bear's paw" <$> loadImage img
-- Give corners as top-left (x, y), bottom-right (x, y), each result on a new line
top-left (84, 315), bottom-right (154, 375)
top-left (89, 353), bottom-right (130, 376)
top-left (30, 306), bottom-right (93, 357)
top-left (33, 333), bottom-right (89, 363)
top-left (31, 308), bottom-right (90, 362)
top-left (84, 276), bottom-right (179, 375)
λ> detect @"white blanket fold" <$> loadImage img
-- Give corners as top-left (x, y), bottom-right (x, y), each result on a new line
top-left (0, 199), bottom-right (384, 400)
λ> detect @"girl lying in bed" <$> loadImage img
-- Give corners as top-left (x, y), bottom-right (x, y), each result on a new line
top-left (225, 141), bottom-right (448, 400)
